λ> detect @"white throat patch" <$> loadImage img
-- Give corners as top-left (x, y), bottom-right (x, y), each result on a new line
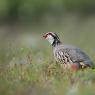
top-left (46, 35), bottom-right (54, 44)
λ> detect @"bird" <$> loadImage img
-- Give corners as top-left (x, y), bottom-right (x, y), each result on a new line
top-left (43, 32), bottom-right (94, 71)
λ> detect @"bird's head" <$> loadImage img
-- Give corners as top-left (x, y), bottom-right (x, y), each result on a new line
top-left (43, 32), bottom-right (61, 46)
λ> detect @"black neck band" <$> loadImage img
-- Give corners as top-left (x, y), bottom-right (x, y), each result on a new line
top-left (52, 39), bottom-right (61, 47)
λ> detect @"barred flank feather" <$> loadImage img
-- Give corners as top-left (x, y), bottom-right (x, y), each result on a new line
top-left (53, 44), bottom-right (94, 69)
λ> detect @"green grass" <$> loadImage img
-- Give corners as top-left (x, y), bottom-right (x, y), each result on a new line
top-left (0, 42), bottom-right (95, 95)
top-left (0, 47), bottom-right (95, 95)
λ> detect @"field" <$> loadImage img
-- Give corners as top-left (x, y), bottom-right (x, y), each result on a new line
top-left (0, 14), bottom-right (95, 95)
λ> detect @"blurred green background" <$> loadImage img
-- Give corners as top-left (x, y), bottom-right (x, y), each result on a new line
top-left (0, 0), bottom-right (95, 95)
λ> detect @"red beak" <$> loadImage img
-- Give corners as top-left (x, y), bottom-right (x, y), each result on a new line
top-left (42, 35), bottom-right (46, 39)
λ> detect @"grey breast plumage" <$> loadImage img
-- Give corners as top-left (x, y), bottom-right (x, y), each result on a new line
top-left (53, 44), bottom-right (94, 69)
